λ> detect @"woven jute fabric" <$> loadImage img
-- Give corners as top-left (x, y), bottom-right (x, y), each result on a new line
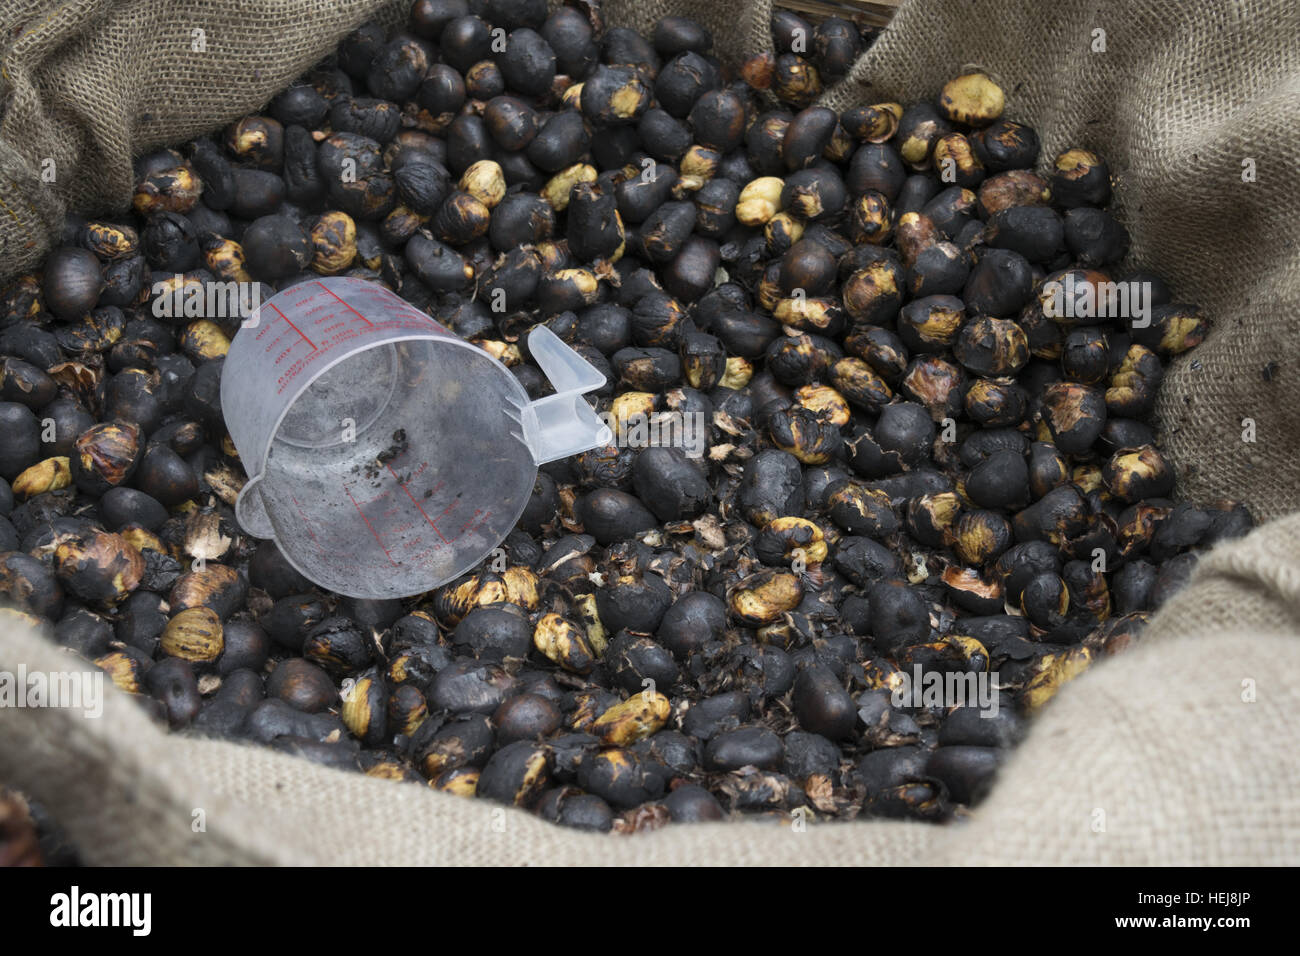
top-left (0, 0), bottom-right (408, 273)
top-left (2, 0), bottom-right (1299, 865)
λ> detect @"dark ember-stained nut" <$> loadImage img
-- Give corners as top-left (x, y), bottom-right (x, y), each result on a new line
top-left (158, 604), bottom-right (225, 663)
top-left (413, 715), bottom-right (493, 781)
top-left (897, 294), bottom-right (964, 353)
top-left (240, 215), bottom-right (312, 279)
top-left (54, 531), bottom-right (144, 607)
top-left (841, 103), bottom-right (900, 144)
top-left (582, 65), bottom-right (652, 125)
top-left (217, 619), bottom-right (269, 676)
top-left (1050, 149), bottom-right (1111, 208)
top-left (42, 247), bottom-right (105, 319)
top-left (963, 377), bottom-right (1027, 427)
top-left (1021, 571), bottom-right (1070, 629)
top-left (169, 565), bottom-right (245, 621)
top-left (605, 630), bottom-right (679, 694)
top-left (577, 487), bottom-right (659, 544)
top-left (428, 660), bottom-right (519, 715)
top-left (577, 748), bottom-right (666, 808)
top-left (1131, 303), bottom-right (1210, 356)
top-left (71, 422), bottom-right (142, 495)
top-left (793, 663), bottom-right (857, 739)
top-left (493, 692), bottom-right (562, 745)
top-left (476, 740), bottom-right (550, 806)
top-left (915, 184), bottom-right (977, 240)
top-left (339, 671), bottom-right (388, 745)
top-left (756, 516), bottom-right (829, 567)
top-left (662, 784), bottom-right (725, 822)
top-left (938, 72), bottom-right (1004, 126)
top-left (849, 191), bottom-right (892, 245)
top-left (964, 247), bottom-right (1034, 317)
top-left (1040, 381), bottom-right (1107, 454)
top-left (301, 615), bottom-right (373, 677)
top-left (1103, 445), bottom-right (1175, 503)
top-left (704, 725), bottom-right (783, 771)
top-left (896, 102), bottom-right (951, 168)
top-left (632, 446), bottom-right (711, 520)
top-left (952, 509), bottom-right (1014, 565)
top-left (1026, 441), bottom-right (1070, 499)
top-left (768, 404), bottom-right (840, 465)
top-left (876, 401), bottom-right (936, 464)
top-left (781, 106), bottom-right (837, 171)
top-left (932, 132), bottom-right (985, 189)
top-left (908, 241), bottom-right (969, 297)
top-left (656, 590), bottom-right (726, 659)
top-left (537, 788), bottom-right (615, 832)
top-left (772, 53), bottom-right (821, 107)
top-left (431, 190), bottom-right (492, 245)
top-left (1064, 207), bottom-right (1129, 266)
top-left (894, 214), bottom-right (935, 270)
top-left (985, 205), bottom-right (1064, 263)
top-left (144, 657), bottom-right (201, 728)
top-left (868, 579), bottom-right (931, 651)
top-left (1105, 344), bottom-right (1163, 416)
top-left (263, 657), bottom-right (335, 713)
top-left (385, 681), bottom-right (427, 739)
top-left (591, 692), bottom-right (671, 747)
top-left (134, 164), bottom-right (203, 216)
top-left (453, 606), bottom-right (531, 661)
top-left (942, 565), bottom-right (1004, 613)
top-left (690, 89), bottom-right (747, 154)
top-left (394, 160), bottom-right (450, 217)
top-left (225, 115), bottom-right (283, 169)
top-left (965, 449), bottom-right (1031, 510)
top-left (729, 570), bottom-right (803, 626)
top-left (907, 491), bottom-right (962, 547)
top-left (533, 612), bottom-right (597, 674)
top-left (971, 118), bottom-right (1040, 171)
top-left (95, 648), bottom-right (150, 695)
top-left (134, 444), bottom-right (198, 507)
top-left (1062, 326), bottom-right (1112, 385)
top-left (827, 479), bottom-right (900, 536)
top-left (813, 16), bottom-right (860, 79)
top-left (954, 315), bottom-right (1029, 377)
top-left (925, 746), bottom-right (1001, 804)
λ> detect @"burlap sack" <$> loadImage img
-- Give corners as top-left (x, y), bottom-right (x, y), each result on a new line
top-left (0, 0), bottom-right (408, 272)
top-left (1, 0), bottom-right (1298, 865)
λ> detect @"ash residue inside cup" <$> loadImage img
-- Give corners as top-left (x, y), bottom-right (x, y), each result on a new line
top-left (377, 429), bottom-right (409, 464)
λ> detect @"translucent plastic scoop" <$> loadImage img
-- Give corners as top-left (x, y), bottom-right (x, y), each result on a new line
top-left (220, 276), bottom-right (610, 598)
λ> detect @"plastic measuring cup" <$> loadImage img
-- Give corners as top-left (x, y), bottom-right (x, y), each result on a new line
top-left (220, 276), bottom-right (611, 598)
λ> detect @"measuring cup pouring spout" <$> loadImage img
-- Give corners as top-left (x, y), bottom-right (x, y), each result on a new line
top-left (221, 277), bottom-right (610, 599)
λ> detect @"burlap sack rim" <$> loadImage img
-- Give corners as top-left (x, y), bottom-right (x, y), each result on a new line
top-left (3, 511), bottom-right (1298, 866)
top-left (2, 0), bottom-right (1299, 865)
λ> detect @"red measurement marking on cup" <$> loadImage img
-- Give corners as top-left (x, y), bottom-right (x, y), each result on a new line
top-left (290, 495), bottom-right (317, 541)
top-left (316, 281), bottom-right (375, 327)
top-left (460, 509), bottom-right (490, 536)
top-left (386, 463), bottom-right (451, 545)
top-left (269, 302), bottom-right (315, 350)
top-left (343, 482), bottom-right (399, 567)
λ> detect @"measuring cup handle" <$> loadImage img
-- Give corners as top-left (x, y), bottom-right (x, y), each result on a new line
top-left (235, 476), bottom-right (277, 539)
top-left (521, 326), bottom-right (612, 464)
top-left (527, 325), bottom-right (606, 393)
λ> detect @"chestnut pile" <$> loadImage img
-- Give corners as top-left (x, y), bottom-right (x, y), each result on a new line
top-left (0, 0), bottom-right (1251, 835)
